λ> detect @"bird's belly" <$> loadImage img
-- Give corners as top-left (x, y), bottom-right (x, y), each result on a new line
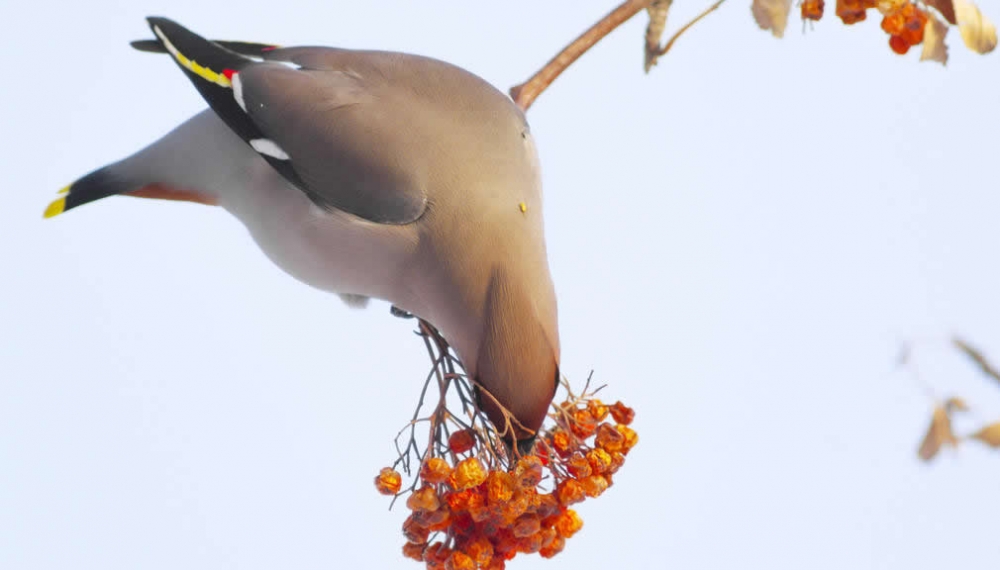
top-left (220, 169), bottom-right (417, 303)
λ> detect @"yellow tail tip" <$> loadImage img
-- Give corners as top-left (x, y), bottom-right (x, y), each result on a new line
top-left (57, 185), bottom-right (71, 195)
top-left (43, 197), bottom-right (66, 219)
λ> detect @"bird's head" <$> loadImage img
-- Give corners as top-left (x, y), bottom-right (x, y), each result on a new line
top-left (471, 268), bottom-right (560, 455)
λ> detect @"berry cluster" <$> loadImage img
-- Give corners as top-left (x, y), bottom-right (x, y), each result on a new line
top-left (821, 1), bottom-right (935, 56)
top-left (880, 1), bottom-right (930, 54)
top-left (376, 393), bottom-right (638, 569)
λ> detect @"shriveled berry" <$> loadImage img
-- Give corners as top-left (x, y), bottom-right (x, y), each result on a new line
top-left (554, 509), bottom-right (584, 538)
top-left (587, 398), bottom-right (610, 422)
top-left (570, 408), bottom-right (597, 438)
top-left (447, 488), bottom-right (485, 513)
top-left (516, 532), bottom-right (544, 554)
top-left (609, 401), bottom-right (635, 425)
top-left (616, 424), bottom-right (639, 453)
top-left (595, 422), bottom-right (625, 452)
top-left (889, 34), bottom-right (910, 54)
top-left (512, 513), bottom-right (542, 538)
top-left (556, 479), bottom-right (586, 505)
top-left (403, 541), bottom-right (426, 561)
top-left (514, 455), bottom-right (544, 487)
top-left (445, 551), bottom-right (475, 570)
top-left (586, 448), bottom-right (613, 474)
top-left (801, 0), bottom-right (824, 20)
top-left (539, 535), bottom-right (566, 558)
top-left (465, 537), bottom-right (494, 567)
top-left (402, 515), bottom-right (429, 544)
top-left (533, 492), bottom-right (560, 518)
top-left (486, 470), bottom-right (516, 504)
top-left (581, 474), bottom-right (610, 498)
top-left (374, 467), bottom-right (402, 495)
top-left (407, 486), bottom-right (441, 512)
top-left (448, 429), bottom-right (477, 454)
top-left (550, 429), bottom-right (572, 456)
top-left (566, 451), bottom-right (592, 479)
top-left (420, 457), bottom-right (452, 484)
top-left (448, 457), bottom-right (487, 490)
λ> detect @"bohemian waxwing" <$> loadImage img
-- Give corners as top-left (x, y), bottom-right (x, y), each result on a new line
top-left (45, 17), bottom-right (560, 450)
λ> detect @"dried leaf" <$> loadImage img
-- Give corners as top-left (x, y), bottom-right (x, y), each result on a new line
top-left (920, 13), bottom-right (950, 64)
top-left (752, 0), bottom-right (794, 38)
top-left (645, 0), bottom-right (674, 72)
top-left (969, 422), bottom-right (1000, 447)
top-left (953, 337), bottom-right (1000, 387)
top-left (926, 0), bottom-right (958, 25)
top-left (918, 405), bottom-right (959, 461)
top-left (954, 0), bottom-right (998, 54)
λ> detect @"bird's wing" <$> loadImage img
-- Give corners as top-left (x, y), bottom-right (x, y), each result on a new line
top-left (141, 17), bottom-right (427, 224)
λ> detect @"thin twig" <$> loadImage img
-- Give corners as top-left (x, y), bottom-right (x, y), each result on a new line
top-left (510, 0), bottom-right (655, 111)
top-left (953, 337), bottom-right (1000, 387)
top-left (652, 0), bottom-right (728, 59)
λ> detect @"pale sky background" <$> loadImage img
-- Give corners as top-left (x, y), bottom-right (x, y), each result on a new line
top-left (2, 1), bottom-right (1000, 568)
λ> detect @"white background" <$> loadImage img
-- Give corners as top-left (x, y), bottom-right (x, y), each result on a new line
top-left (2, 1), bottom-right (999, 568)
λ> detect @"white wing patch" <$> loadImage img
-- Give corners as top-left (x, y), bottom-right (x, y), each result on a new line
top-left (231, 72), bottom-right (248, 112)
top-left (250, 138), bottom-right (290, 160)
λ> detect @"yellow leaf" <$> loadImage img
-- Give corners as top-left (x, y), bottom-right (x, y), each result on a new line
top-left (954, 0), bottom-right (998, 54)
top-left (970, 422), bottom-right (1000, 447)
top-left (918, 406), bottom-right (959, 461)
top-left (921, 13), bottom-right (950, 65)
top-left (751, 0), bottom-right (793, 38)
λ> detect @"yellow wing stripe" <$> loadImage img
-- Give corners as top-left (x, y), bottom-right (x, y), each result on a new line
top-left (153, 25), bottom-right (232, 88)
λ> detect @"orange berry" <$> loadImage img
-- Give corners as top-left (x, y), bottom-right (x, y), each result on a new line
top-left (420, 457), bottom-right (452, 484)
top-left (889, 34), bottom-right (910, 54)
top-left (374, 467), bottom-right (402, 495)
top-left (586, 448), bottom-right (613, 474)
top-left (448, 429), bottom-right (477, 454)
top-left (403, 541), bottom-right (427, 561)
top-left (587, 399), bottom-right (609, 421)
top-left (609, 401), bottom-right (635, 425)
top-left (609, 452), bottom-right (626, 474)
top-left (535, 445), bottom-right (550, 466)
top-left (801, 0), bottom-right (824, 20)
top-left (556, 479), bottom-right (586, 505)
top-left (484, 556), bottom-right (507, 570)
top-left (465, 537), bottom-right (494, 567)
top-left (881, 10), bottom-right (905, 34)
top-left (502, 488), bottom-right (533, 520)
top-left (554, 509), bottom-right (584, 539)
top-left (581, 474), bottom-right (610, 498)
top-left (445, 551), bottom-right (475, 570)
top-left (407, 486), bottom-right (441, 512)
top-left (550, 429), bottom-right (572, 456)
top-left (616, 424), bottom-right (639, 454)
top-left (516, 532), bottom-right (544, 554)
top-left (595, 423), bottom-right (625, 453)
top-left (538, 527), bottom-right (558, 549)
top-left (402, 515), bottom-right (430, 544)
top-left (533, 492), bottom-right (561, 518)
top-left (901, 6), bottom-right (928, 45)
top-left (835, 0), bottom-right (867, 24)
top-left (424, 543), bottom-right (452, 570)
top-left (566, 451), bottom-right (592, 479)
top-left (486, 470), bottom-right (516, 504)
top-left (570, 408), bottom-right (597, 438)
top-left (539, 535), bottom-right (566, 559)
top-left (446, 488), bottom-right (485, 513)
top-left (449, 457), bottom-right (487, 490)
top-left (417, 507), bottom-right (451, 532)
top-left (514, 455), bottom-right (544, 487)
top-left (512, 513), bottom-right (542, 538)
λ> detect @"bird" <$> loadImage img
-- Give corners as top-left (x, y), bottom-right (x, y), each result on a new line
top-left (44, 17), bottom-right (560, 452)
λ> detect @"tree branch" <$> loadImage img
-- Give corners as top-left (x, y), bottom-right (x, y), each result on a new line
top-left (510, 0), bottom-right (654, 111)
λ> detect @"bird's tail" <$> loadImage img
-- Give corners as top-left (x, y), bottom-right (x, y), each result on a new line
top-left (43, 161), bottom-right (217, 219)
